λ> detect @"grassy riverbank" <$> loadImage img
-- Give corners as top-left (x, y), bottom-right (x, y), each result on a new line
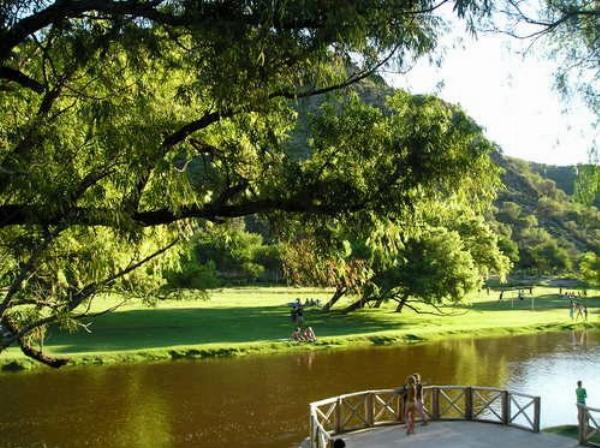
top-left (2, 286), bottom-right (600, 371)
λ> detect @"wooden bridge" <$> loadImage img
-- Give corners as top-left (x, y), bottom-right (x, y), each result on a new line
top-left (301, 385), bottom-right (600, 447)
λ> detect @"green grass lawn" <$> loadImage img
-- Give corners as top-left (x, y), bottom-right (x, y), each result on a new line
top-left (2, 286), bottom-right (599, 370)
top-left (543, 425), bottom-right (579, 440)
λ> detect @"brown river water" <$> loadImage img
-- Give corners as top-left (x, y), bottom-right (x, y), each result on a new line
top-left (1, 330), bottom-right (600, 448)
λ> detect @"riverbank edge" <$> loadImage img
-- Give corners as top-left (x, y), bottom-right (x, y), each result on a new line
top-left (543, 425), bottom-right (579, 440)
top-left (2, 319), bottom-right (598, 373)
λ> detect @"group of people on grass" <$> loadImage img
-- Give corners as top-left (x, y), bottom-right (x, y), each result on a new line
top-left (562, 289), bottom-right (587, 298)
top-left (288, 299), bottom-right (318, 342)
top-left (291, 326), bottom-right (317, 342)
top-left (303, 298), bottom-right (321, 307)
top-left (569, 300), bottom-right (589, 321)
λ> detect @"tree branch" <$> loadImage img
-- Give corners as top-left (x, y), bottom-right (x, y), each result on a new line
top-left (269, 44), bottom-right (401, 100)
top-left (0, 190), bottom-right (368, 229)
top-left (0, 66), bottom-right (45, 93)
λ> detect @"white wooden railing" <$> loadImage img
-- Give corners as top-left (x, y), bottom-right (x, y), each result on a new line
top-left (579, 404), bottom-right (600, 446)
top-left (309, 385), bottom-right (541, 448)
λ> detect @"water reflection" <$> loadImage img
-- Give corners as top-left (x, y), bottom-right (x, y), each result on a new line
top-left (1, 331), bottom-right (600, 447)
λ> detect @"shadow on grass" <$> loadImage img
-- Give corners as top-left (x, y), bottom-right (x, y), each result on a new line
top-left (45, 305), bottom-right (409, 354)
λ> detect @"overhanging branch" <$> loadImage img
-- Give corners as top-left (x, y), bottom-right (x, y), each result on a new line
top-left (0, 192), bottom-right (364, 229)
top-left (0, 66), bottom-right (45, 93)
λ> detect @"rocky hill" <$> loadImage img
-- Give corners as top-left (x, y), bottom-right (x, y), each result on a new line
top-left (492, 153), bottom-right (600, 273)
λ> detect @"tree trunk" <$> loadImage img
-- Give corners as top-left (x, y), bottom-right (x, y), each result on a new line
top-left (20, 341), bottom-right (68, 368)
top-left (395, 294), bottom-right (409, 313)
top-left (373, 289), bottom-right (393, 308)
top-left (322, 286), bottom-right (346, 312)
top-left (342, 295), bottom-right (372, 313)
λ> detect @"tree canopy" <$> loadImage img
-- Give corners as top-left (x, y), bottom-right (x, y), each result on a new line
top-left (0, 0), bottom-right (500, 367)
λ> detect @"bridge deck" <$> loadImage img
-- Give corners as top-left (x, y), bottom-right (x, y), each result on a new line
top-left (302, 421), bottom-right (578, 448)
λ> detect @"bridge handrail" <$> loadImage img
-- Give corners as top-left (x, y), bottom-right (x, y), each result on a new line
top-left (578, 403), bottom-right (600, 447)
top-left (308, 385), bottom-right (541, 448)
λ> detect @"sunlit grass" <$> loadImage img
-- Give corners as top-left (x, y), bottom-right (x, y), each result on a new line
top-left (2, 286), bottom-right (599, 370)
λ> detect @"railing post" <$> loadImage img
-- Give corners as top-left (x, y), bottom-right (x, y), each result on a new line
top-left (397, 393), bottom-right (404, 423)
top-left (335, 398), bottom-right (341, 434)
top-left (502, 391), bottom-right (510, 425)
top-left (366, 392), bottom-right (375, 427)
top-left (432, 387), bottom-right (440, 420)
top-left (310, 410), bottom-right (315, 448)
top-left (465, 387), bottom-right (473, 421)
top-left (578, 404), bottom-right (587, 445)
top-left (533, 397), bottom-right (541, 433)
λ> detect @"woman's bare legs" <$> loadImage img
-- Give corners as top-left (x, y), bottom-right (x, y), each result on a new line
top-left (405, 405), bottom-right (415, 435)
top-left (416, 401), bottom-right (428, 425)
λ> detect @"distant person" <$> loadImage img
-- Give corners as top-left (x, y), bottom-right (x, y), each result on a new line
top-left (570, 303), bottom-right (575, 321)
top-left (404, 375), bottom-right (417, 435)
top-left (518, 290), bottom-right (524, 301)
top-left (296, 304), bottom-right (304, 324)
top-left (333, 439), bottom-right (346, 448)
top-left (290, 307), bottom-right (297, 323)
top-left (291, 327), bottom-right (305, 342)
top-left (576, 304), bottom-right (585, 321)
top-left (303, 326), bottom-right (317, 342)
top-left (412, 373), bottom-right (428, 426)
top-left (290, 299), bottom-right (299, 323)
top-left (577, 380), bottom-right (588, 426)
top-left (584, 305), bottom-right (589, 321)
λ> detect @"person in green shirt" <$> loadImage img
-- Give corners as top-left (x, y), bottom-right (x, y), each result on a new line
top-left (577, 380), bottom-right (588, 426)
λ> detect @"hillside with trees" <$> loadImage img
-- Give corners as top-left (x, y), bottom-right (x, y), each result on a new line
top-left (171, 78), bottom-right (600, 289)
top-left (492, 154), bottom-right (600, 276)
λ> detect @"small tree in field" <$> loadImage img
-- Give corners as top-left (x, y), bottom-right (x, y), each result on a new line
top-left (580, 252), bottom-right (600, 286)
top-left (368, 229), bottom-right (482, 313)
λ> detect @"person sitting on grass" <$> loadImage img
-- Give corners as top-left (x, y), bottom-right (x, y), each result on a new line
top-left (291, 327), bottom-right (305, 342)
top-left (303, 326), bottom-right (317, 342)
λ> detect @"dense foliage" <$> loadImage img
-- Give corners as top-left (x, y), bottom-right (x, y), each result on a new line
top-left (0, 0), bottom-right (497, 366)
top-left (168, 220), bottom-right (282, 287)
top-left (277, 91), bottom-right (508, 312)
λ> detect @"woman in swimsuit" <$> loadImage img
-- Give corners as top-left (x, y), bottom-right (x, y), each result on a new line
top-left (413, 373), bottom-right (428, 426)
top-left (404, 375), bottom-right (417, 435)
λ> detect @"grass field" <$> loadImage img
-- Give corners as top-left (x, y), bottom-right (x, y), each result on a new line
top-left (2, 286), bottom-right (599, 370)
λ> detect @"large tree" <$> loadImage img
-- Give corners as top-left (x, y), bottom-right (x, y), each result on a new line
top-left (0, 1), bottom-right (493, 367)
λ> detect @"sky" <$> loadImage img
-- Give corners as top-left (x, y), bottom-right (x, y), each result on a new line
top-left (384, 16), bottom-right (598, 166)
